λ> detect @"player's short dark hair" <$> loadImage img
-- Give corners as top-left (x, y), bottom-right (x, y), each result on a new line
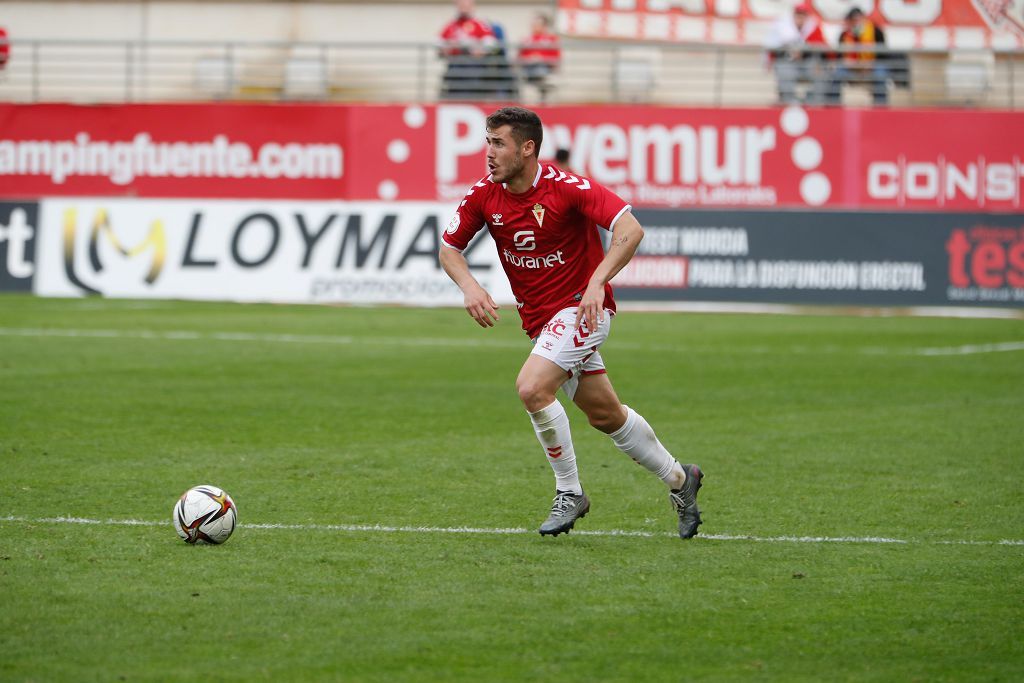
top-left (555, 148), bottom-right (570, 163)
top-left (846, 7), bottom-right (864, 20)
top-left (486, 107), bottom-right (543, 154)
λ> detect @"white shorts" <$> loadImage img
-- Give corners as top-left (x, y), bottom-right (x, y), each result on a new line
top-left (531, 307), bottom-right (612, 399)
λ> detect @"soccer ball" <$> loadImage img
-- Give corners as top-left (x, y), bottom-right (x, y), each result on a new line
top-left (172, 484), bottom-right (238, 544)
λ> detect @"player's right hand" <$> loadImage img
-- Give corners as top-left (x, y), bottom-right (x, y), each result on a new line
top-left (463, 285), bottom-right (500, 328)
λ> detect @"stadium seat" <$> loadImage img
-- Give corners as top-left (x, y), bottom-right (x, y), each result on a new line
top-left (284, 56), bottom-right (328, 99)
top-left (614, 47), bottom-right (659, 102)
top-left (194, 56), bottom-right (236, 98)
top-left (945, 49), bottom-right (995, 101)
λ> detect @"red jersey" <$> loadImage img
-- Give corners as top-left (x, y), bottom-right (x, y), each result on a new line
top-left (519, 30), bottom-right (561, 65)
top-left (442, 164), bottom-right (631, 338)
top-left (439, 15), bottom-right (496, 57)
top-left (0, 28), bottom-right (9, 69)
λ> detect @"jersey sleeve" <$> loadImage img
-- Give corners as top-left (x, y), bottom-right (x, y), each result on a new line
top-left (441, 179), bottom-right (488, 252)
top-left (570, 175), bottom-right (631, 231)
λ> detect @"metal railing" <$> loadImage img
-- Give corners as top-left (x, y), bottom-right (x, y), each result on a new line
top-left (0, 38), bottom-right (1020, 109)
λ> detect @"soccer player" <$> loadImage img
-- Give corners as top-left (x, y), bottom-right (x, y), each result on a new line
top-left (439, 106), bottom-right (704, 539)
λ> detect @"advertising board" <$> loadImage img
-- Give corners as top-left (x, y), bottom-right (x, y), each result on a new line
top-left (2, 104), bottom-right (1021, 213)
top-left (34, 198), bottom-right (514, 306)
top-left (618, 208), bottom-right (1024, 306)
top-left (0, 201), bottom-right (39, 292)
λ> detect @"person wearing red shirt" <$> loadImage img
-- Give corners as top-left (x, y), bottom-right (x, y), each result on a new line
top-left (0, 26), bottom-right (10, 71)
top-left (518, 13), bottom-right (561, 101)
top-left (764, 3), bottom-right (831, 105)
top-left (438, 0), bottom-right (498, 99)
top-left (439, 107), bottom-right (704, 539)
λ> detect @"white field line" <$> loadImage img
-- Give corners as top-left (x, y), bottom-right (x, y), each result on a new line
top-left (0, 327), bottom-right (524, 350)
top-left (618, 301), bottom-right (1024, 320)
top-left (1, 515), bottom-right (1022, 546)
top-left (911, 341), bottom-right (1024, 356)
top-left (33, 300), bottom-right (1024, 319)
top-left (2, 327), bottom-right (1023, 357)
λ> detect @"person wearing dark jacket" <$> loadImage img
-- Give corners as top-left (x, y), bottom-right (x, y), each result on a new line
top-left (829, 7), bottom-right (891, 105)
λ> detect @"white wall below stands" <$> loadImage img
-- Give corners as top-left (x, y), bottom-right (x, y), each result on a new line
top-left (2, 2), bottom-right (1018, 109)
top-left (0, 1), bottom-right (549, 46)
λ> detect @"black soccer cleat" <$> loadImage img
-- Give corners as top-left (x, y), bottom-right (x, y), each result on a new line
top-left (539, 490), bottom-right (591, 536)
top-left (669, 464), bottom-right (703, 539)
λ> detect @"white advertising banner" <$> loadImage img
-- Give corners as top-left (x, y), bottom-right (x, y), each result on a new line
top-left (34, 198), bottom-right (515, 306)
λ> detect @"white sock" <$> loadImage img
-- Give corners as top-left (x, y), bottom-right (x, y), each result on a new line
top-left (528, 399), bottom-right (583, 495)
top-left (608, 406), bottom-right (685, 488)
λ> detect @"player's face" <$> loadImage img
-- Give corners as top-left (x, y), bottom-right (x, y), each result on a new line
top-left (485, 125), bottom-right (527, 184)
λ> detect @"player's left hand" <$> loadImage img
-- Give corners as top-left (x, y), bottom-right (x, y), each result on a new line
top-left (575, 282), bottom-right (605, 332)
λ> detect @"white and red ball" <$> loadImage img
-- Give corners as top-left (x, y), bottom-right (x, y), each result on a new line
top-left (172, 485), bottom-right (237, 544)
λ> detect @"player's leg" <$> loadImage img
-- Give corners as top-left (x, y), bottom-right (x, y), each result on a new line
top-left (520, 308), bottom-right (612, 536)
top-left (571, 370), bottom-right (681, 485)
top-left (517, 354), bottom-right (590, 535)
top-left (517, 353), bottom-right (582, 494)
top-left (571, 365), bottom-right (704, 539)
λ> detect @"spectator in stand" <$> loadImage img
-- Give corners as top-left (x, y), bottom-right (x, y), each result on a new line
top-left (764, 3), bottom-right (831, 105)
top-left (554, 148), bottom-right (577, 175)
top-left (829, 7), bottom-right (890, 105)
top-left (518, 13), bottom-right (561, 102)
top-left (0, 25), bottom-right (10, 73)
top-left (484, 20), bottom-right (520, 100)
top-left (439, 0), bottom-right (498, 100)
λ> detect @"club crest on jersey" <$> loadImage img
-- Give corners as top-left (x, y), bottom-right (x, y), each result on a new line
top-left (491, 213), bottom-right (504, 226)
top-left (446, 212), bottom-right (461, 234)
top-left (532, 203), bottom-right (545, 228)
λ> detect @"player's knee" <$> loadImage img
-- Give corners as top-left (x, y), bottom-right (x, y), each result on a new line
top-left (586, 405), bottom-right (627, 434)
top-left (516, 377), bottom-right (554, 412)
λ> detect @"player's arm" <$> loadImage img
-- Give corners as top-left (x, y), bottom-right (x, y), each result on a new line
top-left (439, 245), bottom-right (501, 328)
top-left (576, 210), bottom-right (644, 331)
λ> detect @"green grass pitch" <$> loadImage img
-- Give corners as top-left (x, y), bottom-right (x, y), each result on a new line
top-left (1, 294), bottom-right (1022, 682)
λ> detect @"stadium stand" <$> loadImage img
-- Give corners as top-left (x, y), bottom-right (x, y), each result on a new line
top-left (0, 1), bottom-right (1020, 107)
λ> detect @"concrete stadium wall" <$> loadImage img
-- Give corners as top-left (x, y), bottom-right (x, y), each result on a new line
top-left (0, 1), bottom-right (549, 45)
top-left (2, 2), bottom-right (1020, 108)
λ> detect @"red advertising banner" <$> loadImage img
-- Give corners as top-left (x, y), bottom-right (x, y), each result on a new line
top-left (556, 0), bottom-right (1024, 48)
top-left (0, 104), bottom-right (347, 200)
top-left (1, 103), bottom-right (1022, 211)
